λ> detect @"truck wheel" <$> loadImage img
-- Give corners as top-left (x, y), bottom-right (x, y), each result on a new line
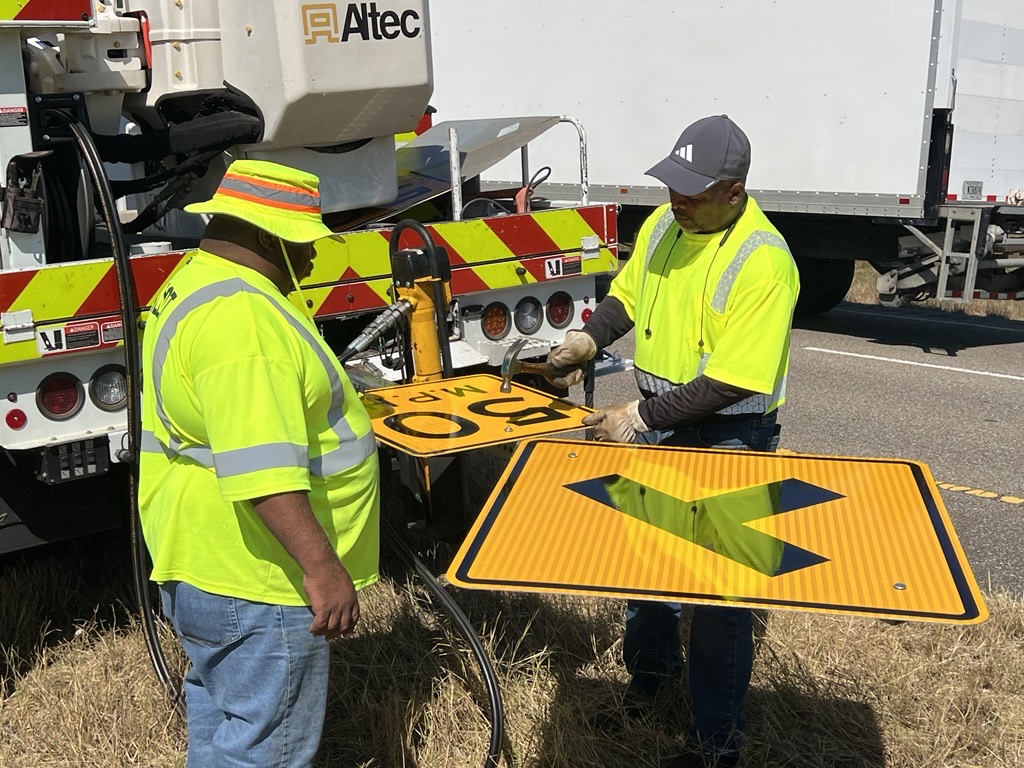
top-left (793, 257), bottom-right (855, 317)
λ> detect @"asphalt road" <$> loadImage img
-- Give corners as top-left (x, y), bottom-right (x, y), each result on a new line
top-left (592, 300), bottom-right (1024, 597)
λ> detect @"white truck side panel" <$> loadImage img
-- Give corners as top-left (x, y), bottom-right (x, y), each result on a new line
top-left (948, 1), bottom-right (1024, 200)
top-left (429, 0), bottom-right (947, 217)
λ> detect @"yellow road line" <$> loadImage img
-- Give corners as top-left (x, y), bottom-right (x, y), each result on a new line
top-left (777, 449), bottom-right (1021, 506)
top-left (936, 482), bottom-right (1024, 506)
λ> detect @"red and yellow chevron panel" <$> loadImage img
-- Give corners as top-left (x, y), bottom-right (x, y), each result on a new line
top-left (304, 205), bottom-right (619, 318)
top-left (0, 252), bottom-right (187, 364)
top-left (1, 205), bottom-right (618, 364)
top-left (0, 0), bottom-right (91, 22)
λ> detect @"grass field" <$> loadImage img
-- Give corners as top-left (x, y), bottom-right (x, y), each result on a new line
top-left (2, 532), bottom-right (1022, 768)
top-left (2, 263), bottom-right (1023, 767)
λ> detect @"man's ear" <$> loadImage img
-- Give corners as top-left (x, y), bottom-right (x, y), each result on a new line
top-left (729, 181), bottom-right (746, 205)
top-left (256, 229), bottom-right (277, 251)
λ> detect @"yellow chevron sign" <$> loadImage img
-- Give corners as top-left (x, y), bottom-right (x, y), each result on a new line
top-left (363, 375), bottom-right (592, 457)
top-left (447, 439), bottom-right (987, 624)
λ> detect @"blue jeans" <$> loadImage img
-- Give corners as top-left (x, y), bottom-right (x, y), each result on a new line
top-left (624, 411), bottom-right (779, 758)
top-left (160, 581), bottom-right (330, 768)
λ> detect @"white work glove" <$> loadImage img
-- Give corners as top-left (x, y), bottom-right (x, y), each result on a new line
top-left (546, 330), bottom-right (597, 387)
top-left (582, 400), bottom-right (649, 443)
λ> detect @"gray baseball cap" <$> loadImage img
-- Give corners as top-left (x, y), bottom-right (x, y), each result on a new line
top-left (645, 115), bottom-right (751, 196)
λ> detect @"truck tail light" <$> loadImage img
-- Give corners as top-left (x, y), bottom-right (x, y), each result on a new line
top-left (513, 296), bottom-right (543, 334)
top-left (90, 365), bottom-right (128, 411)
top-left (37, 374), bottom-right (84, 420)
top-left (546, 291), bottom-right (574, 329)
top-left (481, 302), bottom-right (511, 340)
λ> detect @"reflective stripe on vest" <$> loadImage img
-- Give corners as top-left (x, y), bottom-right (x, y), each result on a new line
top-left (147, 279), bottom-right (376, 477)
top-left (644, 208), bottom-right (677, 270)
top-left (711, 230), bottom-right (790, 312)
top-left (635, 364), bottom-right (787, 416)
top-left (635, 218), bottom-right (792, 416)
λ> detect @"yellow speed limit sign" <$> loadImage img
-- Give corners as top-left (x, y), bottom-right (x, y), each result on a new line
top-left (363, 374), bottom-right (593, 457)
top-left (447, 439), bottom-right (987, 624)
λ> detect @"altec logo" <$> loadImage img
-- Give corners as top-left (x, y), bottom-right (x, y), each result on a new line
top-left (302, 2), bottom-right (421, 44)
top-left (674, 144), bottom-right (694, 162)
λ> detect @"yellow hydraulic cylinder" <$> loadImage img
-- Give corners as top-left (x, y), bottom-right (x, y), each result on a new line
top-left (395, 277), bottom-right (452, 384)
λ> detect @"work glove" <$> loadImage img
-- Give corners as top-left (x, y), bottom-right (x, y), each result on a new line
top-left (546, 330), bottom-right (597, 387)
top-left (581, 400), bottom-right (649, 443)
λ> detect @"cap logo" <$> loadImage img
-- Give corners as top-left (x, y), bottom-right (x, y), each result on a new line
top-left (674, 144), bottom-right (694, 163)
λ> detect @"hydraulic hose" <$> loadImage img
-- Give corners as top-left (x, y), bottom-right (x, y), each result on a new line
top-left (337, 300), bottom-right (414, 365)
top-left (381, 517), bottom-right (504, 768)
top-left (52, 111), bottom-right (184, 713)
top-left (340, 307), bottom-right (504, 766)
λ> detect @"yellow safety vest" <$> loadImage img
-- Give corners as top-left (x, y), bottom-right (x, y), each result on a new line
top-left (139, 251), bottom-right (379, 606)
top-left (608, 197), bottom-right (799, 414)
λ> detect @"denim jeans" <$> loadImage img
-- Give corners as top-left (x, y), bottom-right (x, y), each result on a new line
top-left (160, 581), bottom-right (330, 768)
top-left (624, 411), bottom-right (779, 758)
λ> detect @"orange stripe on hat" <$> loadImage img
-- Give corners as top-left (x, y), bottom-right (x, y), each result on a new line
top-left (217, 187), bottom-right (321, 214)
top-left (222, 172), bottom-right (320, 201)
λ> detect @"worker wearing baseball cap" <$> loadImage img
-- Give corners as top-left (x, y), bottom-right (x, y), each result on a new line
top-left (139, 159), bottom-right (379, 767)
top-left (548, 115), bottom-right (800, 767)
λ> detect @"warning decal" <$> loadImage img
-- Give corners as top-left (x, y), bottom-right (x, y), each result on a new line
top-left (36, 319), bottom-right (123, 356)
top-left (544, 255), bottom-right (583, 279)
top-left (0, 106), bottom-right (28, 128)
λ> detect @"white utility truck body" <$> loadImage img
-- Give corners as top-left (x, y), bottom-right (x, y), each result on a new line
top-left (429, 0), bottom-right (1024, 312)
top-left (0, 0), bottom-right (619, 552)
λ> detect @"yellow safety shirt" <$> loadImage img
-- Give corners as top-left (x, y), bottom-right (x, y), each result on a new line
top-left (608, 197), bottom-right (799, 415)
top-left (139, 250), bottom-right (380, 606)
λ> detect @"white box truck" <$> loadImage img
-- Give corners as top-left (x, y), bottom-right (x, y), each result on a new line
top-left (428, 0), bottom-right (1024, 314)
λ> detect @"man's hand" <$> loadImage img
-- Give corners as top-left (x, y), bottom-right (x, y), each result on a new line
top-left (304, 561), bottom-right (360, 641)
top-left (548, 330), bottom-right (597, 367)
top-left (545, 331), bottom-right (598, 388)
top-left (252, 491), bottom-right (362, 642)
top-left (545, 362), bottom-right (586, 388)
top-left (581, 400), bottom-right (649, 443)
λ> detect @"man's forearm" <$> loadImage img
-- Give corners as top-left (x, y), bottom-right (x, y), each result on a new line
top-left (252, 491), bottom-right (341, 576)
top-left (637, 375), bottom-right (757, 431)
top-left (580, 295), bottom-right (634, 350)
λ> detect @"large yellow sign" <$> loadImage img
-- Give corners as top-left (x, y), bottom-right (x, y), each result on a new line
top-left (363, 375), bottom-right (593, 457)
top-left (447, 439), bottom-right (987, 624)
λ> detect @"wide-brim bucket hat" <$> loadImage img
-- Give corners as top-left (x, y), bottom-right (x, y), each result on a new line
top-left (184, 159), bottom-right (336, 243)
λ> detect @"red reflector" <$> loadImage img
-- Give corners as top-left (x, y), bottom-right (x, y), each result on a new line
top-left (40, 377), bottom-right (80, 416)
top-left (898, 197), bottom-right (911, 205)
top-left (986, 195), bottom-right (997, 202)
top-left (581, 308), bottom-right (593, 322)
top-left (5, 409), bottom-right (27, 430)
top-left (947, 194), bottom-right (957, 201)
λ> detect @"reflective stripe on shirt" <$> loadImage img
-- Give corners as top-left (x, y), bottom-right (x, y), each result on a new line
top-left (644, 208), bottom-right (677, 270)
top-left (150, 278), bottom-right (375, 477)
top-left (635, 363), bottom-right (787, 416)
top-left (711, 230), bottom-right (791, 312)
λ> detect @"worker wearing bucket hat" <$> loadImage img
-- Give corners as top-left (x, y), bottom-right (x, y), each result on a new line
top-left (140, 159), bottom-right (380, 768)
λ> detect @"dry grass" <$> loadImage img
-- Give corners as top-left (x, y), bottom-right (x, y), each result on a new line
top-left (1, 530), bottom-right (1022, 768)
top-left (846, 262), bottom-right (1024, 320)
